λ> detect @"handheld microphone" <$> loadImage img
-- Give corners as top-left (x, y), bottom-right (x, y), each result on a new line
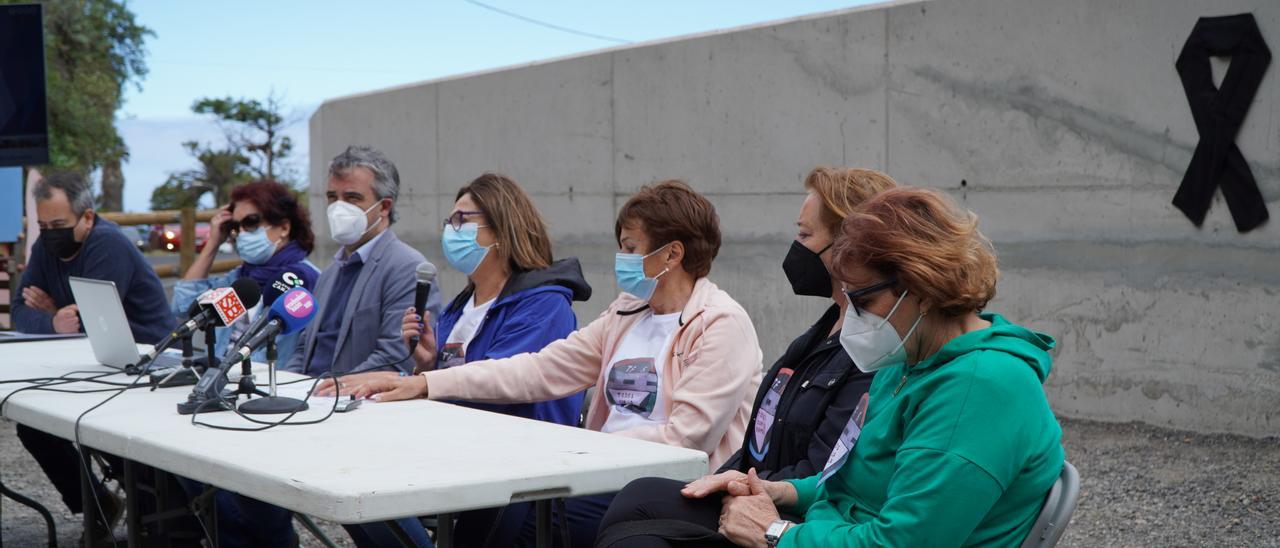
top-left (179, 288), bottom-right (317, 413)
top-left (136, 278), bottom-right (261, 373)
top-left (409, 262), bottom-right (436, 347)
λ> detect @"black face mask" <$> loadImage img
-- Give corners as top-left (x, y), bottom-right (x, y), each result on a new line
top-left (783, 240), bottom-right (833, 298)
top-left (41, 221), bottom-right (83, 260)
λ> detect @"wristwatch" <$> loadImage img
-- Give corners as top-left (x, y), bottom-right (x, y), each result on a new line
top-left (764, 519), bottom-right (793, 547)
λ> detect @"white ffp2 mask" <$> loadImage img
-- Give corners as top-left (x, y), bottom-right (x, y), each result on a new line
top-left (839, 290), bottom-right (925, 373)
top-left (327, 201), bottom-right (381, 245)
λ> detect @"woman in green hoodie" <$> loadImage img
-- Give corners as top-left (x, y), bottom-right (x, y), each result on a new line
top-left (604, 187), bottom-right (1065, 548)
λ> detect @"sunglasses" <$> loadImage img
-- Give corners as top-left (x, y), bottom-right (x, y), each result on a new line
top-left (443, 210), bottom-right (485, 231)
top-left (843, 278), bottom-right (898, 316)
top-left (226, 213), bottom-right (264, 235)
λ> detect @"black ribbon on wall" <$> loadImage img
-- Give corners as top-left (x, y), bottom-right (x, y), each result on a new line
top-left (1173, 13), bottom-right (1271, 233)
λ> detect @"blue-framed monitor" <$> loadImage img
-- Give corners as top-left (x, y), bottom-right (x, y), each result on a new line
top-left (0, 3), bottom-right (49, 167)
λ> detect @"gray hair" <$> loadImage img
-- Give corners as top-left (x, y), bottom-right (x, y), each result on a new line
top-left (34, 171), bottom-right (95, 217)
top-left (328, 145), bottom-right (401, 224)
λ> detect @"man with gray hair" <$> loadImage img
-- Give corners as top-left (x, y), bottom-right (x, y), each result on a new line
top-left (212, 146), bottom-right (441, 547)
top-left (284, 145), bottom-right (441, 377)
top-left (11, 170), bottom-right (172, 537)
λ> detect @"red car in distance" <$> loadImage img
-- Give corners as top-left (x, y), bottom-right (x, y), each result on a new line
top-left (151, 223), bottom-right (211, 252)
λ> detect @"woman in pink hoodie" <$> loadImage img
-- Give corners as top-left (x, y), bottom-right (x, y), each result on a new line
top-left (350, 180), bottom-right (764, 547)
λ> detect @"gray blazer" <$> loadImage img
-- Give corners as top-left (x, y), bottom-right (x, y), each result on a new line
top-left (284, 229), bottom-right (443, 376)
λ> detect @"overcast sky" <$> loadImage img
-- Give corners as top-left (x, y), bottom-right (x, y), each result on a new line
top-left (117, 0), bottom-right (874, 211)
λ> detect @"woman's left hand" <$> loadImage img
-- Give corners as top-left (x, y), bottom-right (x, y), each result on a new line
top-left (312, 371), bottom-right (399, 397)
top-left (718, 469), bottom-right (782, 548)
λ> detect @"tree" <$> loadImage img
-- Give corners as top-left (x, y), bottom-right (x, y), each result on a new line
top-left (192, 93), bottom-right (295, 183)
top-left (151, 92), bottom-right (295, 209)
top-left (149, 142), bottom-right (249, 210)
top-left (2, 0), bottom-right (153, 211)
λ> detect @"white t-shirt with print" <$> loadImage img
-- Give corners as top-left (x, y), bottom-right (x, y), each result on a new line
top-left (601, 310), bottom-right (681, 433)
top-left (438, 295), bottom-right (495, 370)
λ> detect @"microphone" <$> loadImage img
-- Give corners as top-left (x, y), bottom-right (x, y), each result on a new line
top-left (135, 278), bottom-right (261, 373)
top-left (221, 287), bottom-right (317, 366)
top-left (409, 262), bottom-right (436, 347)
top-left (179, 288), bottom-right (317, 413)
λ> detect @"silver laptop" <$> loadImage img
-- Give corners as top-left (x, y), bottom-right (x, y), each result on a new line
top-left (68, 276), bottom-right (182, 370)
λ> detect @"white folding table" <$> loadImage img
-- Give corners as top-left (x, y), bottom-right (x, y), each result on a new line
top-left (0, 339), bottom-right (709, 547)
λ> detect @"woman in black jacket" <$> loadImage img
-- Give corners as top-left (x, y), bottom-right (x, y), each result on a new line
top-left (596, 167), bottom-right (899, 547)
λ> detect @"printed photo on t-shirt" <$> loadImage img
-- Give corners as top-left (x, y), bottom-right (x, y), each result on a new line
top-left (438, 342), bottom-right (466, 370)
top-left (605, 357), bottom-right (660, 418)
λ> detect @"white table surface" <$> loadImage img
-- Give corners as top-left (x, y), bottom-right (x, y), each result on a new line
top-left (0, 339), bottom-right (708, 524)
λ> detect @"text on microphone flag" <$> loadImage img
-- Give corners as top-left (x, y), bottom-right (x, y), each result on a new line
top-left (214, 291), bottom-right (247, 326)
top-left (283, 289), bottom-right (314, 318)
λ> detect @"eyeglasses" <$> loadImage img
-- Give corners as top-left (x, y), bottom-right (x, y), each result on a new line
top-left (443, 210), bottom-right (486, 231)
top-left (226, 213), bottom-right (263, 235)
top-left (843, 278), bottom-right (898, 316)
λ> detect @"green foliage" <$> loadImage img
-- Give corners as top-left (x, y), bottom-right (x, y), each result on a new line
top-left (149, 141), bottom-right (250, 210)
top-left (191, 93), bottom-right (295, 183)
top-left (151, 92), bottom-right (296, 209)
top-left (5, 0), bottom-right (151, 177)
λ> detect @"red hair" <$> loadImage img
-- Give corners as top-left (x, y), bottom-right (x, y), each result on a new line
top-left (229, 180), bottom-right (315, 254)
top-left (831, 187), bottom-right (998, 316)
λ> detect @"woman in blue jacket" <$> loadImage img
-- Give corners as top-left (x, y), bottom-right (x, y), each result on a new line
top-left (172, 179), bottom-right (320, 365)
top-left (324, 172), bottom-right (590, 547)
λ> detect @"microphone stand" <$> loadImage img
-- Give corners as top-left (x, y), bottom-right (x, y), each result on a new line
top-left (238, 338), bottom-right (308, 414)
top-left (229, 354), bottom-right (268, 400)
top-left (150, 333), bottom-right (199, 389)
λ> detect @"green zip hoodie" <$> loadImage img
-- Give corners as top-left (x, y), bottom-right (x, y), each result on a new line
top-left (780, 313), bottom-right (1064, 547)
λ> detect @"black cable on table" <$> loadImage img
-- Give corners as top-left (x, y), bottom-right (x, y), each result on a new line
top-left (190, 373), bottom-right (340, 432)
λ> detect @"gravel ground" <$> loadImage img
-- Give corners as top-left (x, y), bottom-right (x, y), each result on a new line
top-left (2, 417), bottom-right (1276, 547)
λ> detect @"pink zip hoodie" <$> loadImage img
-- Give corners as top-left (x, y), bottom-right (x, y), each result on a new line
top-left (424, 277), bottom-right (764, 471)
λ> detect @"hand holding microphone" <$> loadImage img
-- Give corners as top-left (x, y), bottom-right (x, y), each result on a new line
top-left (401, 306), bottom-right (437, 374)
top-left (404, 262), bottom-right (438, 374)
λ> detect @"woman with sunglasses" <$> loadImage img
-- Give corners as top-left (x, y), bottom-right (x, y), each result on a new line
top-left (172, 179), bottom-right (320, 366)
top-left (339, 180), bottom-right (764, 548)
top-left (594, 167), bottom-right (896, 546)
top-left (599, 187), bottom-right (1064, 548)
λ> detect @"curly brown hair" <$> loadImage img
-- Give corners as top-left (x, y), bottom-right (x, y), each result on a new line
top-left (229, 180), bottom-right (314, 254)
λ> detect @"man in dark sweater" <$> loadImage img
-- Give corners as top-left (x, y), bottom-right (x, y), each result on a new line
top-left (10, 171), bottom-right (173, 536)
top-left (12, 174), bottom-right (171, 341)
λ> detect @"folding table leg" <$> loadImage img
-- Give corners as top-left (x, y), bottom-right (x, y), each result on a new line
top-left (536, 499), bottom-right (552, 548)
top-left (79, 450), bottom-right (100, 547)
top-left (436, 512), bottom-right (454, 548)
top-left (387, 518), bottom-right (418, 548)
top-left (122, 461), bottom-right (141, 547)
top-left (0, 479), bottom-right (58, 547)
top-left (294, 514), bottom-right (340, 548)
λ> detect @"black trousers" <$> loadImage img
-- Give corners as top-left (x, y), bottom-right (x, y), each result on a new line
top-left (596, 478), bottom-right (733, 548)
top-left (456, 493), bottom-right (615, 548)
top-left (16, 424), bottom-right (108, 514)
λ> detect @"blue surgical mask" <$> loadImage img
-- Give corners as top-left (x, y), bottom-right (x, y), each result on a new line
top-left (235, 227), bottom-right (278, 265)
top-left (442, 222), bottom-right (492, 275)
top-left (615, 243), bottom-right (671, 301)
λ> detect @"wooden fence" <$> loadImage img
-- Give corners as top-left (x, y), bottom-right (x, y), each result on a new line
top-left (1, 208), bottom-right (240, 319)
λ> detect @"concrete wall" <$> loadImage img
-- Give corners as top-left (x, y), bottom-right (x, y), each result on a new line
top-left (309, 0), bottom-right (1280, 436)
